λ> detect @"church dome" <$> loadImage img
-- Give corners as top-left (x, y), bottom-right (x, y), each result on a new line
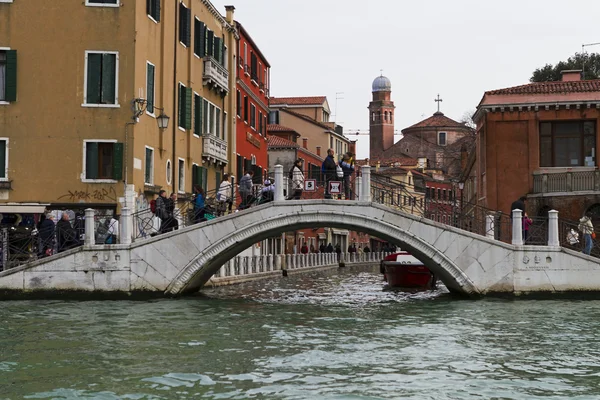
top-left (372, 75), bottom-right (392, 92)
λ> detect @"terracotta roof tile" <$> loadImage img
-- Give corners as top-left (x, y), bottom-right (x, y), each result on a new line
top-left (267, 124), bottom-right (297, 133)
top-left (486, 80), bottom-right (600, 95)
top-left (402, 112), bottom-right (467, 132)
top-left (267, 135), bottom-right (299, 149)
top-left (270, 96), bottom-right (327, 106)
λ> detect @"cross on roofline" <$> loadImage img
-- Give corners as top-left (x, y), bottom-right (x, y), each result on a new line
top-left (435, 94), bottom-right (443, 112)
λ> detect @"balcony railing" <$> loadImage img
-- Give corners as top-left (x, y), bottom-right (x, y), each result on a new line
top-left (202, 135), bottom-right (228, 164)
top-left (532, 168), bottom-right (600, 193)
top-left (203, 56), bottom-right (229, 93)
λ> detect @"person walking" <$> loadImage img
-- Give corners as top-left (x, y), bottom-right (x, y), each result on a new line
top-left (321, 148), bottom-right (337, 199)
top-left (193, 186), bottom-right (206, 223)
top-left (239, 170), bottom-right (254, 209)
top-left (105, 214), bottom-right (119, 244)
top-left (522, 212), bottom-right (532, 243)
top-left (155, 190), bottom-right (169, 234)
top-left (289, 159), bottom-right (304, 200)
top-left (162, 193), bottom-right (178, 232)
top-left (37, 213), bottom-right (55, 257)
top-left (217, 174), bottom-right (232, 217)
top-left (300, 242), bottom-right (309, 254)
top-left (578, 214), bottom-right (595, 255)
top-left (339, 152), bottom-right (355, 200)
top-left (56, 213), bottom-right (77, 252)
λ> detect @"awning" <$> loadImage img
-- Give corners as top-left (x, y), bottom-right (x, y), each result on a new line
top-left (332, 229), bottom-right (348, 236)
top-left (318, 233), bottom-right (326, 239)
top-left (0, 203), bottom-right (49, 214)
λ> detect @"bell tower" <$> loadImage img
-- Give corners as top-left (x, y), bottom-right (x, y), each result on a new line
top-left (369, 74), bottom-right (395, 161)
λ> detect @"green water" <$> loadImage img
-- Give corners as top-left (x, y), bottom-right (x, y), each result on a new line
top-left (2, 268), bottom-right (600, 399)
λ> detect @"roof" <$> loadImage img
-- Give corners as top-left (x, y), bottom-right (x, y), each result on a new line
top-left (485, 80), bottom-right (600, 96)
top-left (402, 112), bottom-right (468, 133)
top-left (270, 96), bottom-right (327, 106)
top-left (267, 135), bottom-right (299, 149)
top-left (267, 124), bottom-right (297, 133)
top-left (235, 21), bottom-right (271, 67)
top-left (279, 109), bottom-right (348, 143)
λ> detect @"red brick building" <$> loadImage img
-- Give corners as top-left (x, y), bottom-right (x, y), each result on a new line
top-left (235, 21), bottom-right (270, 183)
top-left (473, 70), bottom-right (600, 221)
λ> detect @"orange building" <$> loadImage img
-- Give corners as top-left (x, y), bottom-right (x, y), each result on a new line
top-left (473, 70), bottom-right (600, 221)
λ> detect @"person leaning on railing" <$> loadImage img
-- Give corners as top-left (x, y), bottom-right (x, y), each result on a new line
top-left (289, 159), bottom-right (304, 200)
top-left (217, 174), bottom-right (232, 216)
top-left (339, 152), bottom-right (355, 200)
top-left (578, 214), bottom-right (595, 255)
top-left (37, 213), bottom-right (55, 257)
top-left (239, 170), bottom-right (254, 209)
top-left (192, 186), bottom-right (206, 223)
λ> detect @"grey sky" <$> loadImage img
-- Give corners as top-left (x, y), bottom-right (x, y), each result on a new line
top-left (211, 0), bottom-right (600, 159)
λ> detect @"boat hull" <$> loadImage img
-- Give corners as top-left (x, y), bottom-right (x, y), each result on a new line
top-left (383, 262), bottom-right (435, 290)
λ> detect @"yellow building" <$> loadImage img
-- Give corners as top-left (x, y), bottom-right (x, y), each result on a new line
top-left (0, 0), bottom-right (237, 215)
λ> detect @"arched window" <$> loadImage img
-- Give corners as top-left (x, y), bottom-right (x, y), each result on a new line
top-left (371, 112), bottom-right (375, 122)
top-left (384, 111), bottom-right (388, 122)
top-left (390, 112), bottom-right (393, 123)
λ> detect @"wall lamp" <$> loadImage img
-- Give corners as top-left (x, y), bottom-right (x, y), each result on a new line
top-left (132, 98), bottom-right (170, 129)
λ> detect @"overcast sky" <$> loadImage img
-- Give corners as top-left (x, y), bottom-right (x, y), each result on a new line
top-left (211, 0), bottom-right (600, 159)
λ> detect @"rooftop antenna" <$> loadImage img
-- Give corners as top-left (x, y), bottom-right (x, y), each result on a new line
top-left (582, 42), bottom-right (600, 79)
top-left (333, 92), bottom-right (344, 121)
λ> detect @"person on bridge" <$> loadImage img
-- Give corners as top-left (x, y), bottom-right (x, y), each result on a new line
top-left (300, 242), bottom-right (309, 254)
top-left (339, 152), bottom-right (355, 200)
top-left (522, 212), bottom-right (533, 243)
top-left (193, 186), bottom-right (206, 223)
top-left (217, 174), bottom-right (232, 217)
top-left (56, 213), bottom-right (78, 252)
top-left (322, 149), bottom-right (337, 199)
top-left (319, 243), bottom-right (326, 253)
top-left (578, 214), bottom-right (595, 255)
top-left (239, 170), bottom-right (254, 209)
top-left (326, 243), bottom-right (334, 253)
top-left (289, 159), bottom-right (304, 200)
top-left (259, 180), bottom-right (275, 204)
top-left (37, 213), bottom-right (55, 257)
top-left (510, 196), bottom-right (527, 218)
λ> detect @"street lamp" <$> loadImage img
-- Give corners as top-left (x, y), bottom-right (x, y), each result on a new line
top-left (131, 98), bottom-right (170, 130)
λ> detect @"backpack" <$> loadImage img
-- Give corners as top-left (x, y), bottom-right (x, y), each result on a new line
top-left (150, 199), bottom-right (157, 214)
top-left (336, 164), bottom-right (344, 178)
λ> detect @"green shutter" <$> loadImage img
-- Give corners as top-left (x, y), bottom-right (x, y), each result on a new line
top-left (5, 50), bottom-right (17, 102)
top-left (147, 63), bottom-right (155, 114)
top-left (0, 141), bottom-right (6, 179)
top-left (199, 22), bottom-right (206, 56)
top-left (178, 85), bottom-right (185, 128)
top-left (214, 37), bottom-right (221, 63)
top-left (185, 87), bottom-right (192, 130)
top-left (207, 30), bottom-right (214, 57)
top-left (112, 142), bottom-right (124, 181)
top-left (86, 142), bottom-right (99, 179)
top-left (101, 53), bottom-right (116, 104)
top-left (86, 53), bottom-right (102, 104)
top-left (194, 95), bottom-right (203, 135)
top-left (154, 0), bottom-right (161, 22)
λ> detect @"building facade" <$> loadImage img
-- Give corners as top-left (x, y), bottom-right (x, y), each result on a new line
top-left (473, 70), bottom-right (600, 221)
top-left (234, 21), bottom-right (270, 184)
top-left (0, 0), bottom-right (237, 217)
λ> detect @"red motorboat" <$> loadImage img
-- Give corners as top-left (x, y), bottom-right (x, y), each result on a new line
top-left (380, 252), bottom-right (436, 291)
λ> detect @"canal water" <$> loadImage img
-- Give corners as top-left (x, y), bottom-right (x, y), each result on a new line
top-left (2, 267), bottom-right (600, 399)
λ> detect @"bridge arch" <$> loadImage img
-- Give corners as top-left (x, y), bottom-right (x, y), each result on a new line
top-left (165, 207), bottom-right (481, 296)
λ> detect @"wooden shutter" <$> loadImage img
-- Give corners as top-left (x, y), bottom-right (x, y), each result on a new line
top-left (5, 50), bottom-right (17, 102)
top-left (112, 142), bottom-right (124, 181)
top-left (101, 53), bottom-right (116, 104)
top-left (185, 87), bottom-right (192, 130)
top-left (207, 30), bottom-right (214, 57)
top-left (0, 141), bottom-right (6, 179)
top-left (192, 165), bottom-right (198, 190)
top-left (154, 0), bottom-right (161, 22)
top-left (146, 63), bottom-right (154, 114)
top-left (184, 7), bottom-right (191, 46)
top-left (85, 142), bottom-right (99, 179)
top-left (214, 37), bottom-right (221, 63)
top-left (146, 0), bottom-right (151, 16)
top-left (195, 20), bottom-right (206, 57)
top-left (178, 85), bottom-right (185, 128)
top-left (86, 53), bottom-right (102, 104)
top-left (216, 171), bottom-right (221, 189)
top-left (194, 95), bottom-right (202, 136)
top-left (236, 155), bottom-right (243, 181)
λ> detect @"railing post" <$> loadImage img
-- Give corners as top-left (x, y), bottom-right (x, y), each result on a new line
top-left (355, 175), bottom-right (362, 201)
top-left (548, 209), bottom-right (560, 247)
top-left (274, 164), bottom-right (284, 202)
top-left (85, 208), bottom-right (95, 246)
top-left (120, 207), bottom-right (132, 245)
top-left (361, 165), bottom-right (371, 202)
top-left (1, 227), bottom-right (8, 270)
top-left (485, 213), bottom-right (495, 240)
top-left (512, 209), bottom-right (524, 245)
top-left (542, 174), bottom-right (548, 193)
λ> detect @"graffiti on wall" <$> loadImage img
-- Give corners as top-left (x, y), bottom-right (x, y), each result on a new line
top-left (57, 187), bottom-right (117, 202)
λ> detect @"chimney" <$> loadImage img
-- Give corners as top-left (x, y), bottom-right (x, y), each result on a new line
top-left (561, 70), bottom-right (582, 82)
top-left (302, 138), bottom-right (308, 149)
top-left (225, 5), bottom-right (235, 24)
top-left (316, 146), bottom-right (321, 157)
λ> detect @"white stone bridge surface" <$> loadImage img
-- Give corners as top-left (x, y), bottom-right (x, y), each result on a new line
top-left (1, 200), bottom-right (599, 297)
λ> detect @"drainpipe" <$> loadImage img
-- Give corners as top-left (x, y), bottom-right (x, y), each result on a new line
top-left (172, 1), bottom-right (179, 191)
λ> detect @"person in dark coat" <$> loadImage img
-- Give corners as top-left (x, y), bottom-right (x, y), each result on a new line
top-left (326, 243), bottom-right (334, 253)
top-left (363, 245), bottom-right (371, 253)
top-left (335, 244), bottom-right (342, 261)
top-left (321, 149), bottom-right (338, 199)
top-left (37, 214), bottom-right (55, 257)
top-left (510, 196), bottom-right (526, 218)
top-left (56, 213), bottom-right (77, 253)
top-left (162, 193), bottom-right (178, 233)
top-left (319, 243), bottom-right (326, 253)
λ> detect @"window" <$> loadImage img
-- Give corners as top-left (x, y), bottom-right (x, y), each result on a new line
top-left (259, 111), bottom-right (263, 134)
top-left (209, 103), bottom-right (215, 134)
top-left (223, 112), bottom-right (227, 140)
top-left (0, 139), bottom-right (8, 180)
top-left (438, 132), bottom-right (447, 146)
top-left (250, 52), bottom-right (258, 82)
top-left (203, 99), bottom-right (209, 134)
top-left (146, 62), bottom-right (155, 114)
top-left (178, 158), bottom-right (185, 193)
top-left (194, 19), bottom-right (206, 57)
top-left (206, 30), bottom-right (214, 57)
top-left (147, 0), bottom-right (161, 21)
top-left (540, 121), bottom-right (596, 167)
top-left (84, 141), bottom-right (123, 181)
top-left (236, 155), bottom-right (243, 181)
top-left (243, 96), bottom-right (248, 122)
top-left (214, 36), bottom-right (222, 64)
top-left (86, 0), bottom-right (119, 6)
top-left (179, 3), bottom-right (191, 47)
top-left (244, 43), bottom-right (248, 73)
top-left (192, 164), bottom-right (207, 192)
top-left (215, 108), bottom-right (221, 138)
top-left (0, 49), bottom-right (17, 102)
top-left (268, 110), bottom-right (279, 124)
top-left (194, 93), bottom-right (203, 136)
top-left (236, 90), bottom-right (242, 117)
top-left (84, 51), bottom-right (118, 106)
top-left (145, 146), bottom-right (154, 185)
top-left (250, 104), bottom-right (256, 129)
top-left (178, 83), bottom-right (192, 130)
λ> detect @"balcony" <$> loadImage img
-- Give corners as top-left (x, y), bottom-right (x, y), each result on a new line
top-left (203, 56), bottom-right (229, 94)
top-left (202, 135), bottom-right (228, 165)
top-left (532, 168), bottom-right (600, 194)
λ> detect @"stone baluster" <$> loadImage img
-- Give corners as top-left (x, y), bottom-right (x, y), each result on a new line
top-left (267, 254), bottom-right (273, 271)
top-left (274, 164), bottom-right (284, 202)
top-left (361, 165), bottom-right (372, 202)
top-left (84, 208), bottom-right (95, 246)
top-left (355, 175), bottom-right (362, 201)
top-left (120, 207), bottom-right (132, 245)
top-left (512, 209), bottom-right (524, 245)
top-left (548, 210), bottom-right (560, 247)
top-left (275, 255), bottom-right (282, 270)
top-left (286, 254), bottom-right (291, 270)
